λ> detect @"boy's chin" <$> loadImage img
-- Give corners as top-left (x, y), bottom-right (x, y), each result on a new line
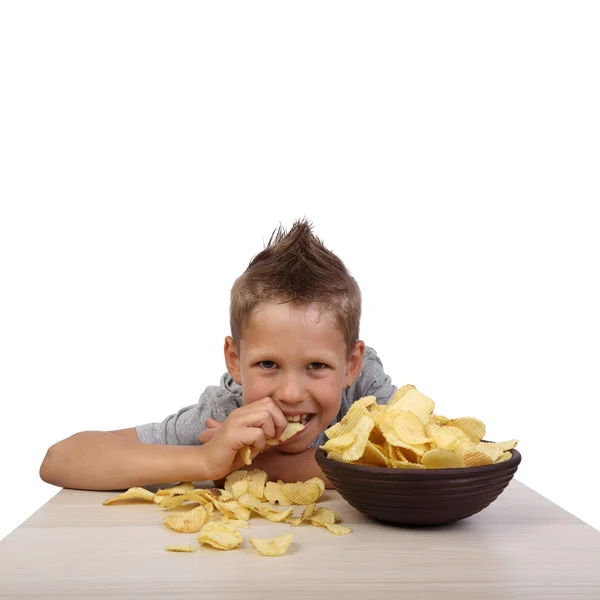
top-left (276, 441), bottom-right (312, 454)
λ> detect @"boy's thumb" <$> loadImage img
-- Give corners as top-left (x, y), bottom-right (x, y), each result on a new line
top-left (206, 418), bottom-right (223, 429)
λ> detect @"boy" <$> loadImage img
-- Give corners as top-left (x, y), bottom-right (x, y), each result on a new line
top-left (40, 219), bottom-right (397, 490)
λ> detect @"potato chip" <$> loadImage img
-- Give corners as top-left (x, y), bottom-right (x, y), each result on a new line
top-left (263, 507), bottom-right (295, 523)
top-left (473, 441), bottom-right (506, 462)
top-left (219, 516), bottom-right (250, 528)
top-left (305, 477), bottom-right (325, 496)
top-left (392, 410), bottom-right (432, 445)
top-left (376, 411), bottom-right (427, 456)
top-left (281, 482), bottom-right (322, 505)
top-left (155, 482), bottom-right (196, 496)
top-left (325, 403), bottom-right (374, 440)
top-left (387, 458), bottom-right (427, 469)
top-left (427, 422), bottom-right (465, 452)
top-left (323, 449), bottom-right (345, 462)
top-left (387, 384), bottom-right (416, 407)
top-left (447, 417), bottom-right (486, 443)
top-left (421, 448), bottom-right (464, 469)
top-left (387, 388), bottom-right (434, 425)
top-left (103, 487), bottom-right (155, 505)
top-left (309, 507), bottom-right (339, 526)
top-left (356, 441), bottom-right (389, 467)
top-left (354, 395), bottom-right (377, 409)
top-left (163, 505), bottom-right (209, 533)
top-left (246, 469), bottom-right (268, 499)
top-left (210, 499), bottom-right (252, 521)
top-left (165, 545), bottom-right (196, 552)
top-left (264, 481), bottom-right (288, 505)
top-left (224, 468), bottom-right (268, 498)
top-left (463, 450), bottom-right (494, 467)
top-left (325, 523), bottom-right (352, 536)
top-left (238, 445), bottom-right (253, 466)
top-left (496, 451), bottom-right (513, 463)
top-left (231, 480), bottom-right (249, 499)
top-left (197, 521), bottom-right (243, 550)
top-left (266, 421), bottom-right (306, 446)
top-left (497, 439), bottom-right (519, 451)
top-left (249, 533), bottom-right (294, 557)
top-left (157, 491), bottom-right (208, 510)
top-left (287, 503), bottom-right (316, 527)
top-left (320, 432), bottom-right (357, 451)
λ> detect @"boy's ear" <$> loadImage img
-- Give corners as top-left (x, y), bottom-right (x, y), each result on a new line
top-left (224, 336), bottom-right (243, 385)
top-left (343, 340), bottom-right (365, 389)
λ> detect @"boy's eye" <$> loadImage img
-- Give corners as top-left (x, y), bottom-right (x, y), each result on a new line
top-left (258, 361), bottom-right (277, 369)
top-left (308, 362), bottom-right (328, 370)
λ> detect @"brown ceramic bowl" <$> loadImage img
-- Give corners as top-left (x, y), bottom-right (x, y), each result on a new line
top-left (315, 443), bottom-right (521, 526)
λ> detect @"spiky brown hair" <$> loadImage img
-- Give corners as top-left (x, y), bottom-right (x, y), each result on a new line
top-left (230, 218), bottom-right (361, 357)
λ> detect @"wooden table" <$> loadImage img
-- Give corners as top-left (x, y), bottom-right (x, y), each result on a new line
top-left (1, 479), bottom-right (599, 599)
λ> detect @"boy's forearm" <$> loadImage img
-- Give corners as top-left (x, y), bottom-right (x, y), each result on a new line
top-left (250, 447), bottom-right (334, 488)
top-left (40, 431), bottom-right (210, 491)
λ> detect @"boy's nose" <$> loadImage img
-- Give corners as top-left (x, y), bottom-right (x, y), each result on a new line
top-left (276, 375), bottom-right (305, 404)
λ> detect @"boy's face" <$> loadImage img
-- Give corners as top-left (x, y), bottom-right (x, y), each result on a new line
top-left (224, 300), bottom-right (364, 453)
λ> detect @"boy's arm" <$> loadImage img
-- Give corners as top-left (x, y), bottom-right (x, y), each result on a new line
top-left (39, 431), bottom-right (212, 491)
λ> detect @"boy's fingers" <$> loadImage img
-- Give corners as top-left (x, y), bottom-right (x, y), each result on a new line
top-left (232, 409), bottom-right (276, 441)
top-left (243, 397), bottom-right (288, 440)
top-left (198, 428), bottom-right (218, 444)
top-left (206, 418), bottom-right (223, 429)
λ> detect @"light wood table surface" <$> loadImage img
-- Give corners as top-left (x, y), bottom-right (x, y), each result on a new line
top-left (1, 479), bottom-right (599, 599)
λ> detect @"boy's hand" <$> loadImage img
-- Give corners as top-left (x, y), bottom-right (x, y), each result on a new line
top-left (197, 398), bottom-right (288, 481)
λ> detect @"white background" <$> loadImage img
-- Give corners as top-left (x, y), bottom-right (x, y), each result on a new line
top-left (1, 1), bottom-right (598, 541)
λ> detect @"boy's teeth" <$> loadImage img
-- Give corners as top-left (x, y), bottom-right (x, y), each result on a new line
top-left (286, 414), bottom-right (310, 424)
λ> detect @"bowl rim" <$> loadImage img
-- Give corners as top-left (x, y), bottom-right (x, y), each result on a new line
top-left (315, 443), bottom-right (521, 477)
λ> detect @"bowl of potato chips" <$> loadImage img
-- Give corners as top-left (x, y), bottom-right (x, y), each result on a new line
top-left (316, 385), bottom-right (521, 526)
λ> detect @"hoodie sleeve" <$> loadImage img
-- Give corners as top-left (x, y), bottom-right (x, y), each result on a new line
top-left (135, 373), bottom-right (243, 446)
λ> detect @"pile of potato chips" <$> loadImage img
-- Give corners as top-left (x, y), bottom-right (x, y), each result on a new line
top-left (103, 469), bottom-right (351, 556)
top-left (320, 385), bottom-right (518, 469)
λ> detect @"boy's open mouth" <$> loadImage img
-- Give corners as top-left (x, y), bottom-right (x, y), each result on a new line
top-left (284, 413), bottom-right (315, 426)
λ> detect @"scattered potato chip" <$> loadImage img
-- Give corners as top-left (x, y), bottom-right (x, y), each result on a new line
top-left (197, 522), bottom-right (243, 550)
top-left (249, 533), bottom-right (294, 556)
top-left (231, 480), bottom-right (249, 499)
top-left (155, 482), bottom-right (196, 496)
top-left (287, 503), bottom-right (317, 527)
top-left (219, 515), bottom-right (250, 528)
top-left (309, 507), bottom-right (339, 526)
top-left (281, 482), bottom-right (322, 505)
top-left (157, 491), bottom-right (208, 510)
top-left (210, 498), bottom-right (252, 521)
top-left (246, 469), bottom-right (268, 499)
top-left (325, 523), bottom-right (353, 536)
top-left (105, 474), bottom-right (351, 556)
top-left (163, 505), bottom-right (209, 533)
top-left (263, 507), bottom-right (295, 523)
top-left (264, 481), bottom-right (287, 505)
top-left (103, 487), bottom-right (155, 505)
